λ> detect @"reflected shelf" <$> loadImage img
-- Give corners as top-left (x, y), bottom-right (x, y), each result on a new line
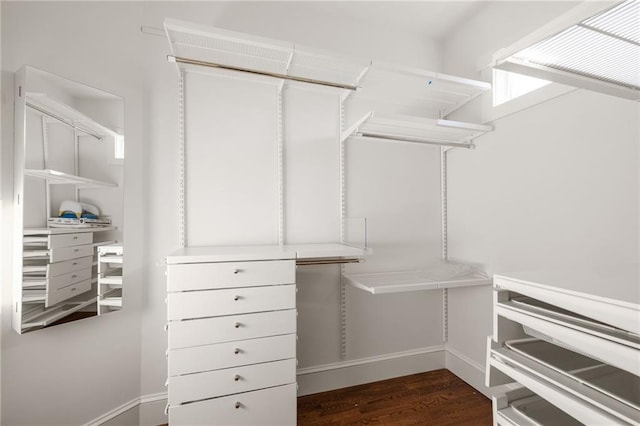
top-left (25, 169), bottom-right (118, 188)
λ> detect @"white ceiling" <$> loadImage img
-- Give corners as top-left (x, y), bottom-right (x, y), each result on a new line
top-left (291, 1), bottom-right (487, 41)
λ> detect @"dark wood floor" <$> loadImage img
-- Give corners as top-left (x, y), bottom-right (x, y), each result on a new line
top-left (297, 369), bottom-right (492, 425)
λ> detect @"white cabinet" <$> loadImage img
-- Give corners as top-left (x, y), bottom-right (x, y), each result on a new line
top-left (166, 247), bottom-right (298, 426)
top-left (485, 265), bottom-right (640, 425)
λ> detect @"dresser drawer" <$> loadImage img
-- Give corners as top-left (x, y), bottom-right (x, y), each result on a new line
top-left (167, 284), bottom-right (295, 321)
top-left (169, 358), bottom-right (296, 405)
top-left (47, 277), bottom-right (92, 307)
top-left (168, 309), bottom-right (296, 349)
top-left (169, 333), bottom-right (296, 376)
top-left (167, 259), bottom-right (294, 292)
top-left (488, 339), bottom-right (638, 425)
top-left (493, 389), bottom-right (582, 426)
top-left (24, 232), bottom-right (93, 249)
top-left (49, 244), bottom-right (94, 263)
top-left (168, 383), bottom-right (296, 426)
top-left (496, 300), bottom-right (640, 376)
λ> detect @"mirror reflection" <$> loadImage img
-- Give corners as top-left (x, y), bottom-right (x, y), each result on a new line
top-left (13, 66), bottom-right (124, 333)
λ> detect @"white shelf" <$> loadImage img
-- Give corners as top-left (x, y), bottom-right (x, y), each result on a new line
top-left (99, 297), bottom-right (122, 308)
top-left (26, 92), bottom-right (120, 140)
top-left (345, 114), bottom-right (493, 149)
top-left (344, 261), bottom-right (491, 294)
top-left (24, 227), bottom-right (115, 235)
top-left (354, 62), bottom-right (491, 118)
top-left (164, 19), bottom-right (371, 91)
top-left (99, 256), bottom-right (123, 264)
top-left (100, 276), bottom-right (123, 285)
top-left (24, 169), bottom-right (117, 188)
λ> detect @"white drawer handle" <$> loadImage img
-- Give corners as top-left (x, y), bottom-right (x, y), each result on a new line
top-left (234, 348), bottom-right (241, 355)
top-left (233, 269), bottom-right (242, 274)
top-left (73, 236), bottom-right (78, 240)
top-left (71, 287), bottom-right (76, 291)
top-left (235, 402), bottom-right (241, 409)
top-left (234, 322), bottom-right (241, 329)
top-left (71, 274), bottom-right (77, 279)
top-left (234, 295), bottom-right (241, 301)
top-left (234, 374), bottom-right (241, 382)
top-left (74, 248), bottom-right (80, 252)
top-left (72, 262), bottom-right (78, 266)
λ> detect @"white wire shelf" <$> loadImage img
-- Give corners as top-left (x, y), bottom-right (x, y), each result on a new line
top-left (344, 114), bottom-right (493, 148)
top-left (26, 92), bottom-right (120, 140)
top-left (24, 169), bottom-right (117, 188)
top-left (164, 19), bottom-right (371, 91)
top-left (344, 260), bottom-right (491, 295)
top-left (353, 62), bottom-right (491, 118)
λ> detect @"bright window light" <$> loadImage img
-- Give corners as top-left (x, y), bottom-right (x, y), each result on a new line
top-left (114, 134), bottom-right (125, 159)
top-left (493, 68), bottom-right (550, 106)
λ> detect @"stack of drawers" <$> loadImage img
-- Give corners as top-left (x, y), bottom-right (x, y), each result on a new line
top-left (22, 230), bottom-right (94, 307)
top-left (485, 267), bottom-right (639, 425)
top-left (166, 255), bottom-right (298, 425)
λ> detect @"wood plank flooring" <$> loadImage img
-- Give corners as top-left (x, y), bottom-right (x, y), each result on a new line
top-left (297, 369), bottom-right (492, 425)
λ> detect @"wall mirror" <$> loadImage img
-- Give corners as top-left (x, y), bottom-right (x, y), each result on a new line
top-left (12, 66), bottom-right (124, 334)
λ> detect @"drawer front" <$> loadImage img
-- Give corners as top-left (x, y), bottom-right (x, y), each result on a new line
top-left (49, 233), bottom-right (93, 249)
top-left (169, 358), bottom-right (296, 405)
top-left (49, 244), bottom-right (94, 263)
top-left (488, 342), bottom-right (638, 425)
top-left (168, 284), bottom-right (295, 321)
top-left (48, 256), bottom-right (93, 277)
top-left (48, 267), bottom-right (92, 292)
top-left (167, 259), bottom-right (295, 292)
top-left (169, 333), bottom-right (296, 376)
top-left (169, 383), bottom-right (296, 426)
top-left (169, 309), bottom-right (296, 349)
top-left (497, 303), bottom-right (640, 376)
top-left (46, 277), bottom-right (92, 307)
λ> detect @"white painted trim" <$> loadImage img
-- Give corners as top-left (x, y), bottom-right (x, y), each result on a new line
top-left (83, 392), bottom-right (167, 426)
top-left (297, 345), bottom-right (445, 375)
top-left (445, 345), bottom-right (492, 398)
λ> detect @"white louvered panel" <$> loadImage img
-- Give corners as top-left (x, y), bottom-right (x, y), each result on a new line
top-left (517, 25), bottom-right (640, 88)
top-left (583, 0), bottom-right (640, 44)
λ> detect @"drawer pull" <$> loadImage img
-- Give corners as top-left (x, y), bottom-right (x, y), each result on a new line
top-left (234, 348), bottom-right (241, 355)
top-left (233, 269), bottom-right (242, 274)
top-left (234, 295), bottom-right (241, 301)
top-left (234, 322), bottom-right (241, 329)
top-left (71, 274), bottom-right (77, 279)
top-left (234, 374), bottom-right (241, 382)
top-left (74, 248), bottom-right (80, 252)
top-left (73, 236), bottom-right (78, 240)
top-left (235, 402), bottom-right (241, 409)
top-left (71, 287), bottom-right (76, 291)
top-left (72, 262), bottom-right (78, 266)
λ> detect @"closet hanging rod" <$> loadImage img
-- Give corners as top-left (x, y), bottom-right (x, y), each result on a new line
top-left (296, 258), bottom-right (363, 266)
top-left (26, 102), bottom-right (103, 141)
top-left (357, 132), bottom-right (474, 149)
top-left (168, 55), bottom-right (359, 91)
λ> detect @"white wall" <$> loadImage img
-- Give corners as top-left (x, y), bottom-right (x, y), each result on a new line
top-left (442, 1), bottom-right (640, 371)
top-left (1, 2), bottom-right (445, 424)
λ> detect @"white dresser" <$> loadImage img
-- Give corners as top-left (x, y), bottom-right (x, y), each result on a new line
top-left (165, 246), bottom-right (298, 426)
top-left (486, 265), bottom-right (640, 425)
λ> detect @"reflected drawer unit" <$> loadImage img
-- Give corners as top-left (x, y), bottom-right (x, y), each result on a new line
top-left (166, 246), bottom-right (298, 426)
top-left (485, 265), bottom-right (640, 426)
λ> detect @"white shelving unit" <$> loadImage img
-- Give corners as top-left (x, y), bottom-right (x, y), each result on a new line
top-left (97, 244), bottom-right (123, 315)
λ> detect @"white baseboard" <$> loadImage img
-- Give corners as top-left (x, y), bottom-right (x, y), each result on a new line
top-left (445, 345), bottom-right (491, 398)
top-left (89, 346), bottom-right (490, 425)
top-left (297, 345), bottom-right (446, 396)
top-left (84, 392), bottom-right (167, 426)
